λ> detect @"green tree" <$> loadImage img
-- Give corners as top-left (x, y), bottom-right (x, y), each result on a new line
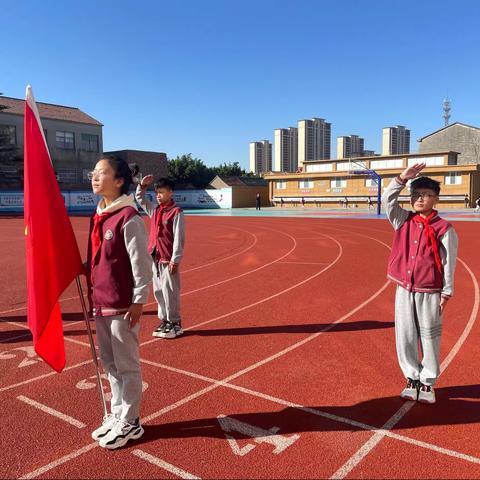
top-left (210, 161), bottom-right (245, 177)
top-left (167, 154), bottom-right (214, 188)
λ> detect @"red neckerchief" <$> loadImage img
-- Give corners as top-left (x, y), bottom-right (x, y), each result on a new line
top-left (90, 211), bottom-right (115, 268)
top-left (412, 210), bottom-right (443, 274)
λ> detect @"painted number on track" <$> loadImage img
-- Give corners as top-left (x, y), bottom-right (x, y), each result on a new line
top-left (76, 374), bottom-right (149, 401)
top-left (0, 346), bottom-right (40, 368)
top-left (217, 414), bottom-right (300, 456)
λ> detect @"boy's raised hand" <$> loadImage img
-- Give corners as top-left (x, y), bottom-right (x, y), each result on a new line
top-left (140, 174), bottom-right (154, 188)
top-left (399, 162), bottom-right (426, 181)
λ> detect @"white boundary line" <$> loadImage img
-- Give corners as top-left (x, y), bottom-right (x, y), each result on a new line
top-left (140, 231), bottom-right (343, 345)
top-left (182, 226), bottom-right (257, 273)
top-left (132, 449), bottom-right (201, 479)
top-left (17, 395), bottom-right (86, 429)
top-left (139, 358), bottom-right (480, 467)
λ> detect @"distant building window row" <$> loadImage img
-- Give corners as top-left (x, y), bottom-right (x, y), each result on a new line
top-left (371, 159), bottom-right (404, 170)
top-left (305, 163), bottom-right (333, 173)
top-left (274, 173), bottom-right (461, 190)
top-left (407, 156), bottom-right (444, 167)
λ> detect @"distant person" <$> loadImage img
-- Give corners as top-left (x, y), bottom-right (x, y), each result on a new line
top-left (475, 196), bottom-right (480, 213)
top-left (344, 196), bottom-right (349, 209)
top-left (301, 196), bottom-right (305, 208)
top-left (280, 197), bottom-right (284, 207)
top-left (464, 194), bottom-right (469, 208)
top-left (255, 192), bottom-right (261, 210)
top-left (367, 196), bottom-right (373, 211)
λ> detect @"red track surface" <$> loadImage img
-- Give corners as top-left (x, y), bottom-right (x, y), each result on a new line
top-left (1, 215), bottom-right (479, 479)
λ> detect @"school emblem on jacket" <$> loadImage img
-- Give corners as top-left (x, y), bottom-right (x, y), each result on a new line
top-left (104, 229), bottom-right (114, 240)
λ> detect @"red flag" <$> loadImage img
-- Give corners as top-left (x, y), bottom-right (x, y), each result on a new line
top-left (24, 86), bottom-right (84, 372)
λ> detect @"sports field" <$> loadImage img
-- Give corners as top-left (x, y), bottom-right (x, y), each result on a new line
top-left (1, 210), bottom-right (479, 479)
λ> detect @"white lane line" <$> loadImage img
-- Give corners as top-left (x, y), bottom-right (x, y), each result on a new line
top-left (140, 232), bottom-right (343, 346)
top-left (182, 226), bottom-right (257, 273)
top-left (0, 360), bottom-right (92, 393)
top-left (277, 261), bottom-right (333, 265)
top-left (17, 395), bottom-right (86, 429)
top-left (180, 225), bottom-right (298, 296)
top-left (0, 294), bottom-right (86, 316)
top-left (329, 255), bottom-right (480, 479)
top-left (18, 442), bottom-right (98, 480)
top-left (132, 449), bottom-right (201, 479)
top-left (140, 358), bottom-right (480, 468)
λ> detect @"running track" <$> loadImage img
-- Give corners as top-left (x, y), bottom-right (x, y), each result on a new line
top-left (0, 214), bottom-right (479, 479)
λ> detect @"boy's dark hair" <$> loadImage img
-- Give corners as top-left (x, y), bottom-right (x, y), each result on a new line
top-left (100, 155), bottom-right (134, 195)
top-left (154, 177), bottom-right (175, 191)
top-left (410, 176), bottom-right (441, 195)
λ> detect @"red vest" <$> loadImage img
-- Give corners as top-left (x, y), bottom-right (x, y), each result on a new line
top-left (87, 206), bottom-right (138, 309)
top-left (148, 202), bottom-right (183, 262)
top-left (387, 212), bottom-right (452, 293)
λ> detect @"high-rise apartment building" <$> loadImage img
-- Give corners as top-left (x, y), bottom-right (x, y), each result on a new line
top-left (298, 118), bottom-right (331, 163)
top-left (382, 125), bottom-right (410, 155)
top-left (274, 127), bottom-right (298, 172)
top-left (337, 135), bottom-right (365, 159)
top-left (249, 140), bottom-right (272, 174)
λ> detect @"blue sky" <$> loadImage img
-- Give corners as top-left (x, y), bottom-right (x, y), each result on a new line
top-left (2, 0), bottom-right (479, 168)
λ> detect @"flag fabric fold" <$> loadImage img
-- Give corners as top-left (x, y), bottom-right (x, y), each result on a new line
top-left (24, 85), bottom-right (84, 372)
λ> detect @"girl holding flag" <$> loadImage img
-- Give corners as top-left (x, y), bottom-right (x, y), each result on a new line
top-left (86, 155), bottom-right (151, 449)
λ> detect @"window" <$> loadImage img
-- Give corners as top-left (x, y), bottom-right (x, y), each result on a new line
top-left (305, 163), bottom-right (333, 172)
top-left (445, 173), bottom-right (462, 185)
top-left (365, 177), bottom-right (379, 187)
top-left (371, 159), bottom-right (404, 170)
top-left (276, 181), bottom-right (287, 190)
top-left (331, 178), bottom-right (347, 188)
top-left (336, 162), bottom-right (350, 171)
top-left (0, 125), bottom-right (16, 145)
top-left (299, 179), bottom-right (314, 189)
top-left (56, 131), bottom-right (75, 149)
top-left (408, 156), bottom-right (444, 167)
top-left (81, 134), bottom-right (99, 152)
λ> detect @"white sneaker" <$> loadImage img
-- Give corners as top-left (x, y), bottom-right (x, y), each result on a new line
top-left (418, 384), bottom-right (436, 404)
top-left (158, 322), bottom-right (184, 339)
top-left (91, 414), bottom-right (118, 441)
top-left (99, 419), bottom-right (144, 450)
top-left (400, 378), bottom-right (418, 401)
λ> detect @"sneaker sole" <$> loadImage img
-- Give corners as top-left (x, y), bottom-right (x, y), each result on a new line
top-left (100, 426), bottom-right (144, 450)
top-left (158, 330), bottom-right (184, 339)
top-left (400, 393), bottom-right (417, 401)
top-left (418, 397), bottom-right (436, 404)
top-left (92, 428), bottom-right (113, 441)
top-left (152, 331), bottom-right (165, 337)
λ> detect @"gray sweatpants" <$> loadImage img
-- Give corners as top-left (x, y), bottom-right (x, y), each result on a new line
top-left (152, 262), bottom-right (181, 324)
top-left (95, 315), bottom-right (142, 422)
top-left (395, 286), bottom-right (442, 386)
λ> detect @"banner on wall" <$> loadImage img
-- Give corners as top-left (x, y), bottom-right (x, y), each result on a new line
top-left (0, 188), bottom-right (232, 213)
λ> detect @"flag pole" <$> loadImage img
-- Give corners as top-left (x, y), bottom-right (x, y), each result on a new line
top-left (75, 277), bottom-right (108, 418)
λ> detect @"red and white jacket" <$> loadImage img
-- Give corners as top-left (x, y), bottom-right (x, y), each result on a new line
top-left (382, 177), bottom-right (458, 296)
top-left (135, 185), bottom-right (185, 264)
